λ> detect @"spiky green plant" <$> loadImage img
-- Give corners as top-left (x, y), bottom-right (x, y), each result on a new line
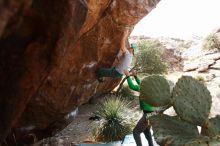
top-left (92, 95), bottom-right (134, 142)
top-left (172, 76), bottom-right (211, 126)
top-left (139, 75), bottom-right (172, 107)
top-left (138, 75), bottom-right (220, 146)
top-left (150, 114), bottom-right (209, 146)
top-left (201, 115), bottom-right (220, 137)
top-left (150, 114), bottom-right (220, 146)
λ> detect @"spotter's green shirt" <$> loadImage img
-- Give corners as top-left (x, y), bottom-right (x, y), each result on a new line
top-left (127, 76), bottom-right (153, 112)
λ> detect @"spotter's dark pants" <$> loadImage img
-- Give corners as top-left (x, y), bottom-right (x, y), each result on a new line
top-left (133, 111), bottom-right (153, 146)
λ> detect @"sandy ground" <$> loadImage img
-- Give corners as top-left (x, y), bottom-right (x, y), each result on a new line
top-left (33, 103), bottom-right (99, 146)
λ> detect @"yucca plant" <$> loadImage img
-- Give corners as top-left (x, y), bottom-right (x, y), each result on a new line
top-left (92, 95), bottom-right (134, 142)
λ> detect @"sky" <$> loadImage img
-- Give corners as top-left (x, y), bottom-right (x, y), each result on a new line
top-left (131, 0), bottom-right (220, 40)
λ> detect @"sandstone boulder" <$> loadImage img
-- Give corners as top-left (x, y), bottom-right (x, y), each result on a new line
top-left (0, 0), bottom-right (160, 143)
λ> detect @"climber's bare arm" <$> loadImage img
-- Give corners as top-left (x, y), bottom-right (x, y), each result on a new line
top-left (120, 29), bottom-right (130, 53)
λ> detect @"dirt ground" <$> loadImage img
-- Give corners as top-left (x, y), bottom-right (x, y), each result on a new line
top-left (33, 103), bottom-right (100, 146)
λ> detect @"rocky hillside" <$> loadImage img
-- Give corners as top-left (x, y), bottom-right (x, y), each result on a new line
top-left (0, 0), bottom-right (160, 144)
top-left (157, 32), bottom-right (220, 117)
top-left (130, 33), bottom-right (220, 117)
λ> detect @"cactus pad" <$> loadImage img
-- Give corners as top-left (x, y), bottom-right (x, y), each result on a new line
top-left (185, 136), bottom-right (220, 146)
top-left (172, 76), bottom-right (212, 126)
top-left (207, 136), bottom-right (220, 145)
top-left (201, 115), bottom-right (220, 137)
top-left (139, 75), bottom-right (171, 107)
top-left (149, 114), bottom-right (205, 146)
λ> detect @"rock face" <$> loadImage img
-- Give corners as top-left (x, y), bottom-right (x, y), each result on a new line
top-left (0, 0), bottom-right (160, 143)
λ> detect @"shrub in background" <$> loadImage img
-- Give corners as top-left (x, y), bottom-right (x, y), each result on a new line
top-left (135, 40), bottom-right (168, 75)
top-left (202, 33), bottom-right (220, 51)
top-left (178, 41), bottom-right (193, 49)
top-left (92, 95), bottom-right (134, 142)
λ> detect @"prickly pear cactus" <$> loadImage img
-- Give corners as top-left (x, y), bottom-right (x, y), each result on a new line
top-left (150, 114), bottom-right (220, 146)
top-left (183, 137), bottom-right (220, 146)
top-left (172, 76), bottom-right (212, 126)
top-left (139, 75), bottom-right (171, 107)
top-left (206, 137), bottom-right (220, 146)
top-left (201, 115), bottom-right (220, 137)
top-left (147, 75), bottom-right (220, 145)
top-left (149, 114), bottom-right (208, 146)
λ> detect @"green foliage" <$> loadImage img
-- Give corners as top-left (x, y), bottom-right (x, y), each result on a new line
top-left (150, 114), bottom-right (220, 146)
top-left (140, 75), bottom-right (172, 107)
top-left (135, 40), bottom-right (168, 74)
top-left (195, 75), bottom-right (205, 84)
top-left (195, 75), bottom-right (205, 82)
top-left (146, 75), bottom-right (220, 146)
top-left (150, 114), bottom-right (205, 146)
top-left (92, 95), bottom-right (134, 142)
top-left (202, 33), bottom-right (220, 51)
top-left (172, 76), bottom-right (211, 126)
top-left (201, 115), bottom-right (220, 137)
top-left (119, 85), bottom-right (136, 101)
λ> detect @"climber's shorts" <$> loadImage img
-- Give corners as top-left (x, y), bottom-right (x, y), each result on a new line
top-left (97, 67), bottom-right (123, 79)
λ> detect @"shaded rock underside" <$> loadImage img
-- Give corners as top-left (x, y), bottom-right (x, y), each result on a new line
top-left (0, 0), bottom-right (160, 143)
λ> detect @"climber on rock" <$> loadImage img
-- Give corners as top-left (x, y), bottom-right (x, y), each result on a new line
top-left (126, 70), bottom-right (169, 146)
top-left (96, 29), bottom-right (138, 82)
